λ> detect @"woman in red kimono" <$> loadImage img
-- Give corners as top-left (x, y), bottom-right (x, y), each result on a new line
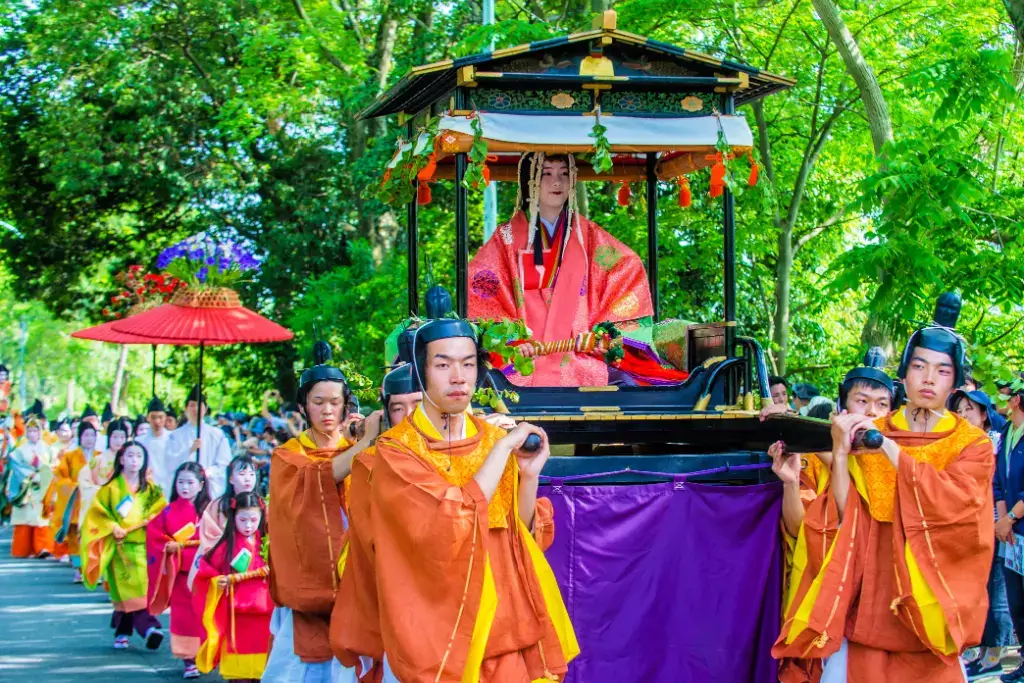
top-left (147, 461), bottom-right (211, 679)
top-left (193, 491), bottom-right (272, 682)
top-left (468, 152), bottom-right (653, 387)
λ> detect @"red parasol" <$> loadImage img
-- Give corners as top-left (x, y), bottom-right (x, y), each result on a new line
top-left (72, 321), bottom-right (230, 398)
top-left (108, 288), bottom-right (293, 453)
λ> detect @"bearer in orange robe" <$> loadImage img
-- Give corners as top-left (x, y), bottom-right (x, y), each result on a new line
top-left (330, 363), bottom-right (421, 680)
top-left (337, 317), bottom-right (578, 682)
top-left (264, 340), bottom-right (378, 683)
top-left (773, 293), bottom-right (994, 682)
top-left (769, 348), bottom-right (895, 683)
top-left (468, 152), bottom-right (652, 387)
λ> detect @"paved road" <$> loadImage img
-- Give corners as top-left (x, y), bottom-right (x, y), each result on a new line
top-left (0, 526), bottom-right (225, 682)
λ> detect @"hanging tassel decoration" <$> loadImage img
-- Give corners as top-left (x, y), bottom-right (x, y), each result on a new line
top-left (708, 154), bottom-right (726, 198)
top-left (417, 180), bottom-right (432, 205)
top-left (482, 155), bottom-right (498, 185)
top-left (417, 152), bottom-right (438, 183)
top-left (678, 176), bottom-right (692, 208)
top-left (617, 181), bottom-right (632, 206)
top-left (747, 152), bottom-right (759, 187)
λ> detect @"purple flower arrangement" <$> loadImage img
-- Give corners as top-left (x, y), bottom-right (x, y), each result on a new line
top-left (157, 233), bottom-right (261, 288)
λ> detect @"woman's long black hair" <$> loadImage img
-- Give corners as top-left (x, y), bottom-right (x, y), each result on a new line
top-left (104, 440), bottom-right (151, 494)
top-left (217, 455), bottom-right (257, 520)
top-left (169, 461), bottom-right (212, 517)
top-left (208, 491), bottom-right (265, 574)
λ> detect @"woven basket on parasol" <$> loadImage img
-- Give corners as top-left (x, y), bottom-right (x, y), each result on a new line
top-left (169, 287), bottom-right (242, 309)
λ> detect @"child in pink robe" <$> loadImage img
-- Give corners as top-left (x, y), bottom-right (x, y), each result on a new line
top-left (147, 461), bottom-right (211, 679)
top-left (193, 491), bottom-right (272, 682)
top-left (186, 455), bottom-right (257, 590)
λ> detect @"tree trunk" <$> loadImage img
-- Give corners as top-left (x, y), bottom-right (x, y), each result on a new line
top-left (772, 228), bottom-right (793, 375)
top-left (811, 0), bottom-right (894, 157)
top-left (66, 377), bottom-right (75, 416)
top-left (110, 345), bottom-right (129, 411)
top-left (1005, 0), bottom-right (1024, 43)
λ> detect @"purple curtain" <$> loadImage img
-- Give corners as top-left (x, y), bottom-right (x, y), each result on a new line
top-left (542, 480), bottom-right (783, 683)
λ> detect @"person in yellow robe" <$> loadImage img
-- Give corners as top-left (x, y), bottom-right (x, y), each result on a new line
top-left (47, 421), bottom-right (101, 582)
top-left (264, 340), bottom-right (377, 683)
top-left (336, 317), bottom-right (578, 682)
top-left (773, 293), bottom-right (994, 682)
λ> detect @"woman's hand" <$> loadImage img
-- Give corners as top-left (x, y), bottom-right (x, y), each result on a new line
top-left (217, 576), bottom-right (230, 589)
top-left (164, 541), bottom-right (180, 554)
top-left (111, 525), bottom-right (127, 541)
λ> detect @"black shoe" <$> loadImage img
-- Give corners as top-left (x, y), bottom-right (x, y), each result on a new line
top-left (967, 658), bottom-right (1002, 680)
top-left (1001, 661), bottom-right (1024, 683)
top-left (144, 626), bottom-right (164, 650)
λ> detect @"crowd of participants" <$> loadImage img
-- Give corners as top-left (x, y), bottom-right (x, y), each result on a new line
top-left (0, 302), bottom-right (1022, 682)
top-left (0, 326), bottom-right (552, 683)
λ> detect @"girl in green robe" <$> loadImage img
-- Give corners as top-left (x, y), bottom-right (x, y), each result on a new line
top-left (81, 440), bottom-right (167, 650)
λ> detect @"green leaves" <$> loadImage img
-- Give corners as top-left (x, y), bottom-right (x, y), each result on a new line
top-left (461, 115), bottom-right (489, 192)
top-left (588, 119), bottom-right (613, 175)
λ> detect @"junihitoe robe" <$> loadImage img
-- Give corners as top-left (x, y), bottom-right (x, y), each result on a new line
top-left (81, 475), bottom-right (167, 611)
top-left (340, 408), bottom-right (577, 682)
top-left (48, 447), bottom-right (93, 561)
top-left (268, 432), bottom-right (352, 663)
top-left (193, 533), bottom-right (273, 679)
top-left (147, 497), bottom-right (205, 659)
top-left (773, 411), bottom-right (994, 682)
top-left (468, 210), bottom-right (652, 387)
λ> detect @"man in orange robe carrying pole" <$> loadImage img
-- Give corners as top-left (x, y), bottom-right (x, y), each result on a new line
top-left (337, 317), bottom-right (578, 682)
top-left (264, 341), bottom-right (379, 683)
top-left (773, 293), bottom-right (995, 682)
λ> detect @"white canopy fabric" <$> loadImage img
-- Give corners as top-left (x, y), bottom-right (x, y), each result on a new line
top-left (438, 112), bottom-right (753, 150)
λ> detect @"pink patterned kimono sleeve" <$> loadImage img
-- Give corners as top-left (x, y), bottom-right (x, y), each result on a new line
top-left (468, 222), bottom-right (521, 321)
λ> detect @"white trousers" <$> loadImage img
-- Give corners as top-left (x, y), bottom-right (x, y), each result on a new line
top-left (820, 638), bottom-right (968, 683)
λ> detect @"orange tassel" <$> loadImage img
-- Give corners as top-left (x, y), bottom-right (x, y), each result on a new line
top-left (617, 181), bottom-right (631, 206)
top-left (678, 177), bottom-right (691, 208)
top-left (747, 152), bottom-right (759, 187)
top-left (417, 152), bottom-right (438, 182)
top-left (481, 154), bottom-right (498, 186)
top-left (417, 180), bottom-right (432, 205)
top-left (709, 156), bottom-right (726, 198)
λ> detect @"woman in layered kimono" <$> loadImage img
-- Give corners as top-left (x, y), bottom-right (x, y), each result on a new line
top-left (148, 461), bottom-right (211, 679)
top-left (187, 455), bottom-right (257, 589)
top-left (78, 418), bottom-right (131, 528)
top-left (48, 421), bottom-right (101, 583)
top-left (80, 440), bottom-right (167, 650)
top-left (193, 491), bottom-right (272, 682)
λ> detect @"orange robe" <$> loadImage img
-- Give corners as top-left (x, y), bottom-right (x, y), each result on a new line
top-left (331, 447), bottom-right (383, 678)
top-left (337, 410), bottom-right (577, 683)
top-left (268, 432), bottom-right (351, 663)
top-left (47, 447), bottom-right (90, 558)
top-left (773, 412), bottom-right (994, 682)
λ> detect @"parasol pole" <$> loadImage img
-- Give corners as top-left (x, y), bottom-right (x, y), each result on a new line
top-left (151, 345), bottom-right (157, 398)
top-left (195, 341), bottom-right (204, 462)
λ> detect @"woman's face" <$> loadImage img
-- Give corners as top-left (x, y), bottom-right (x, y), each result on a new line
top-left (305, 382), bottom-right (345, 434)
top-left (135, 423), bottom-right (150, 438)
top-left (79, 428), bottom-right (97, 451)
top-left (235, 508), bottom-right (261, 537)
top-left (57, 424), bottom-right (73, 443)
top-left (121, 445), bottom-right (145, 477)
top-left (230, 465), bottom-right (257, 494)
top-left (108, 430), bottom-right (127, 452)
top-left (956, 397), bottom-right (986, 430)
top-left (538, 160), bottom-right (570, 214)
top-left (175, 471), bottom-right (202, 501)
